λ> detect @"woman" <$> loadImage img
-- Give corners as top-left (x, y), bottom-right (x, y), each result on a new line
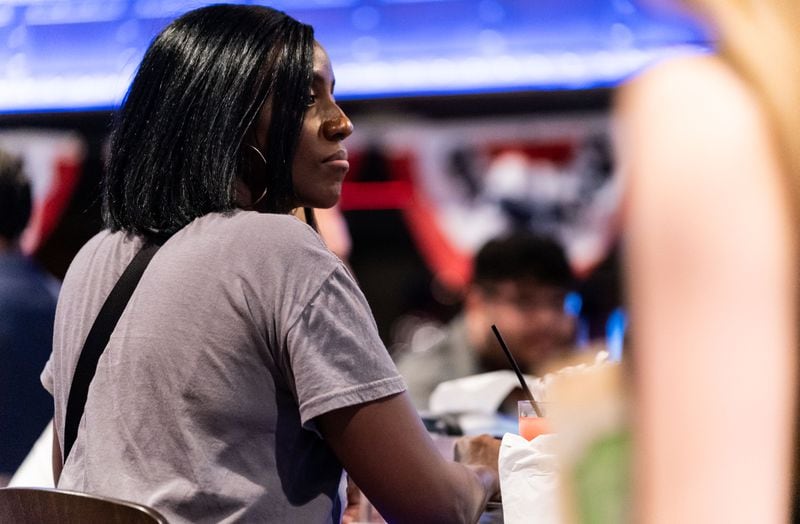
top-left (615, 0), bottom-right (800, 521)
top-left (43, 5), bottom-right (498, 523)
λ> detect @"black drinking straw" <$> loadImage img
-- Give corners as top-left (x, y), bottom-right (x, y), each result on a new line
top-left (491, 324), bottom-right (543, 417)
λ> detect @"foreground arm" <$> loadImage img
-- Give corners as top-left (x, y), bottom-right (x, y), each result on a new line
top-left (317, 392), bottom-right (499, 524)
top-left (616, 55), bottom-right (797, 523)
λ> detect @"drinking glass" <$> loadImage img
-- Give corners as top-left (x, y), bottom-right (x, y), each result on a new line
top-left (518, 400), bottom-right (551, 441)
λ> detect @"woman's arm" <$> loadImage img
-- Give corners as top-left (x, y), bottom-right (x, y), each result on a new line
top-left (616, 54), bottom-right (797, 523)
top-left (317, 392), bottom-right (499, 524)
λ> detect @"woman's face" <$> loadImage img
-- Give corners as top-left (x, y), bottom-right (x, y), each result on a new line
top-left (245, 42), bottom-right (353, 208)
top-left (248, 42), bottom-right (354, 210)
top-left (292, 43), bottom-right (354, 208)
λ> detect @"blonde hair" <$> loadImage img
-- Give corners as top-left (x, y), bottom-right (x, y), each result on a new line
top-left (686, 0), bottom-right (800, 202)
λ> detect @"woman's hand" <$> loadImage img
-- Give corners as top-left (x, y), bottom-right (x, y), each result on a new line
top-left (453, 435), bottom-right (499, 469)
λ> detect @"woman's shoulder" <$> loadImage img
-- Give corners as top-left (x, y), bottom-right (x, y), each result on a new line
top-left (184, 211), bottom-right (338, 273)
top-left (59, 228), bottom-right (143, 305)
top-left (613, 51), bottom-right (777, 192)
top-left (67, 229), bottom-right (140, 273)
top-left (615, 50), bottom-right (788, 250)
top-left (616, 52), bottom-right (764, 131)
top-left (216, 211), bottom-right (327, 249)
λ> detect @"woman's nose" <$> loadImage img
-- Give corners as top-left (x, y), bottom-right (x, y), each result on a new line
top-left (322, 109), bottom-right (354, 141)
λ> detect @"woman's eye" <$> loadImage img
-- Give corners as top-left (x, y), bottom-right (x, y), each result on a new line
top-left (306, 93), bottom-right (317, 106)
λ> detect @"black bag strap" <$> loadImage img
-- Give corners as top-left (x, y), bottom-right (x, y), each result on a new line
top-left (63, 242), bottom-right (162, 462)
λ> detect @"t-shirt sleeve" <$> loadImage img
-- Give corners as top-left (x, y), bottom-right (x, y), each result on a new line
top-left (285, 264), bottom-right (406, 431)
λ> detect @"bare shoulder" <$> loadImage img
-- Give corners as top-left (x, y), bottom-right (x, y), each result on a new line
top-left (617, 51), bottom-right (790, 264)
top-left (615, 52), bottom-right (777, 184)
top-left (616, 53), bottom-right (765, 134)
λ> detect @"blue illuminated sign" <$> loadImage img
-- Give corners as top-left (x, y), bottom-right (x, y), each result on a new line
top-left (0, 0), bottom-right (710, 113)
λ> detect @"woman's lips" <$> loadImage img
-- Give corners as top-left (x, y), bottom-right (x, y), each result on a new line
top-left (323, 149), bottom-right (349, 171)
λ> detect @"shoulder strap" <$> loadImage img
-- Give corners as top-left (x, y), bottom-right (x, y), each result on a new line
top-left (63, 242), bottom-right (162, 463)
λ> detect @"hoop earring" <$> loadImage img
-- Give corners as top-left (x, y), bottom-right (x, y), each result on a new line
top-left (245, 144), bottom-right (268, 208)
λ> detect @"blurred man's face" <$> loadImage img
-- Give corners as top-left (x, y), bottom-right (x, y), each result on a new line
top-left (466, 279), bottom-right (576, 375)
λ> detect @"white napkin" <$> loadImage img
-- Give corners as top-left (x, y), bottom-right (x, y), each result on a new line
top-left (499, 433), bottom-right (562, 524)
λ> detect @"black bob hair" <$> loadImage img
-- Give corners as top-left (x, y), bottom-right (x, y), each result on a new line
top-left (472, 231), bottom-right (575, 290)
top-left (103, 4), bottom-right (314, 239)
top-left (0, 150), bottom-right (31, 241)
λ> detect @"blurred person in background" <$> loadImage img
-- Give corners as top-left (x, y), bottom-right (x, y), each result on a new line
top-left (0, 149), bottom-right (58, 485)
top-left (43, 5), bottom-right (499, 522)
top-left (396, 231), bottom-right (578, 411)
top-left (616, 0), bottom-right (800, 521)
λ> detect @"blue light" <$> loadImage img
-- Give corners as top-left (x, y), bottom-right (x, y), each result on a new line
top-left (606, 307), bottom-right (627, 362)
top-left (564, 291), bottom-right (583, 317)
top-left (0, 0), bottom-right (711, 113)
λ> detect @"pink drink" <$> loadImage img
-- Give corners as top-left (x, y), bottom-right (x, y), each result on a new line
top-left (518, 415), bottom-right (551, 441)
top-left (518, 400), bottom-right (551, 440)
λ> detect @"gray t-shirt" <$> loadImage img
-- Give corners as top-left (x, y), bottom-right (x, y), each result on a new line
top-left (42, 211), bottom-right (406, 523)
